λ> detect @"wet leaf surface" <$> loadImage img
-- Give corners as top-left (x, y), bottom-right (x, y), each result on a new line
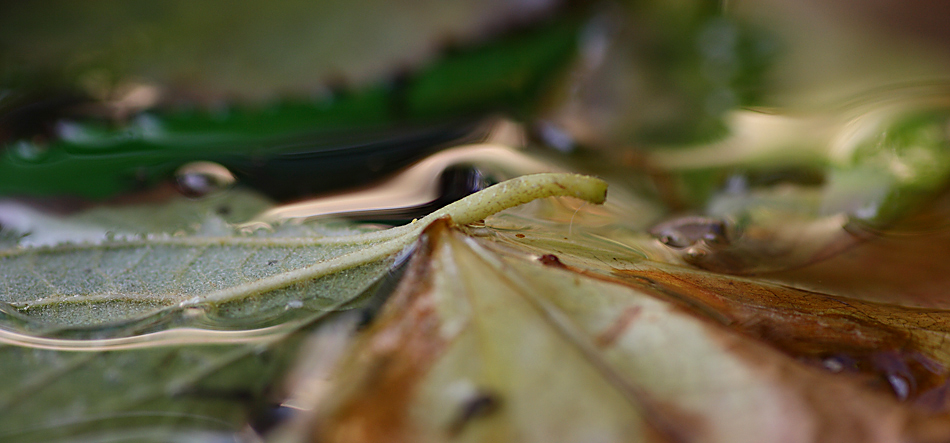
top-left (0, 173), bottom-right (605, 330)
top-left (5, 2), bottom-right (950, 441)
top-left (304, 219), bottom-right (950, 443)
top-left (0, 173), bottom-right (608, 441)
top-left (256, 165), bottom-right (950, 443)
top-left (480, 194), bottom-right (950, 403)
top-left (0, 326), bottom-right (303, 442)
top-left (3, 144), bottom-right (950, 442)
top-left (0, 190), bottom-right (399, 333)
top-left (0, 189), bottom-right (386, 442)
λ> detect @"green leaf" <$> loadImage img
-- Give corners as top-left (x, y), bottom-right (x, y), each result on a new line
top-left (0, 173), bottom-right (608, 441)
top-left (0, 191), bottom-right (395, 332)
top-left (0, 323), bottom-right (308, 442)
top-left (0, 173), bottom-right (606, 332)
top-left (0, 5), bottom-right (581, 199)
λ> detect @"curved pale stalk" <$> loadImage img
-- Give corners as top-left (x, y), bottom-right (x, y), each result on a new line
top-left (199, 173), bottom-right (607, 304)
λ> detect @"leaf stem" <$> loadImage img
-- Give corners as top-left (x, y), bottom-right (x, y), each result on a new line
top-left (2, 173), bottom-right (608, 310)
top-left (200, 173), bottom-right (607, 304)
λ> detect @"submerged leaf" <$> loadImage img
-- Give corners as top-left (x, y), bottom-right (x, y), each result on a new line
top-left (0, 323), bottom-right (306, 442)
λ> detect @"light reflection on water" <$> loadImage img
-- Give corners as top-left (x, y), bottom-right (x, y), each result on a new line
top-left (761, 201), bottom-right (950, 309)
top-left (249, 143), bottom-right (555, 224)
top-left (629, 85), bottom-right (950, 300)
top-left (3, 86), bottom-right (950, 438)
top-left (0, 322), bottom-right (301, 352)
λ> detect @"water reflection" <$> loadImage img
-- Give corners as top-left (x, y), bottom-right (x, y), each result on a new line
top-left (649, 216), bottom-right (729, 248)
top-left (250, 144), bottom-right (554, 224)
top-left (762, 212), bottom-right (950, 308)
top-left (174, 161), bottom-right (236, 198)
top-left (0, 323), bottom-right (301, 352)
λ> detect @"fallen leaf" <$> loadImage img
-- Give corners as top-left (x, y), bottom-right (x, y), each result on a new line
top-left (305, 219), bottom-right (950, 443)
top-left (0, 173), bottom-right (605, 333)
top-left (0, 173), bottom-right (608, 441)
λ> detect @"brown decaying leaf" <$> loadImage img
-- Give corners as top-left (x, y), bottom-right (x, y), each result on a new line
top-left (487, 227), bottom-right (950, 404)
top-left (304, 218), bottom-right (950, 443)
top-left (761, 225), bottom-right (950, 309)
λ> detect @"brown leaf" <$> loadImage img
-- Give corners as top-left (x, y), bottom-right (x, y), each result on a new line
top-left (302, 218), bottom-right (950, 443)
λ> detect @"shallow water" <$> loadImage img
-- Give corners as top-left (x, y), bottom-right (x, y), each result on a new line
top-left (5, 2), bottom-right (950, 439)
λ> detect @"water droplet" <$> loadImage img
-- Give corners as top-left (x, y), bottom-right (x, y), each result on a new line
top-left (437, 165), bottom-right (489, 205)
top-left (12, 140), bottom-right (47, 162)
top-left (535, 121), bottom-right (576, 153)
top-left (448, 388), bottom-right (502, 436)
top-left (852, 202), bottom-right (880, 221)
top-left (178, 296), bottom-right (201, 308)
top-left (888, 374), bottom-right (912, 401)
top-left (685, 247), bottom-right (707, 260)
top-left (55, 120), bottom-right (92, 143)
top-left (237, 221), bottom-right (274, 235)
top-left (174, 162), bottom-right (236, 198)
top-left (182, 306), bottom-right (206, 318)
top-left (821, 354), bottom-right (857, 373)
top-left (823, 359), bottom-right (844, 373)
top-left (871, 350), bottom-right (918, 401)
top-left (130, 113), bottom-right (163, 139)
top-left (650, 216), bottom-right (729, 248)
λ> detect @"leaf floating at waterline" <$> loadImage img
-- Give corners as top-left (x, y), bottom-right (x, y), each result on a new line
top-left (0, 173), bottom-right (607, 332)
top-left (0, 198), bottom-right (397, 331)
top-left (309, 222), bottom-right (650, 443)
top-left (0, 173), bottom-right (607, 442)
top-left (305, 222), bottom-right (950, 443)
top-left (481, 198), bottom-right (950, 402)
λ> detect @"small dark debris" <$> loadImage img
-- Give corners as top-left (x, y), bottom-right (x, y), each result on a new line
top-left (538, 254), bottom-right (565, 268)
top-left (436, 165), bottom-right (488, 205)
top-left (267, 260), bottom-right (278, 266)
top-left (216, 205), bottom-right (232, 216)
top-left (649, 216), bottom-right (729, 249)
top-left (355, 307), bottom-right (377, 330)
top-left (250, 404), bottom-right (296, 435)
top-left (448, 390), bottom-right (502, 436)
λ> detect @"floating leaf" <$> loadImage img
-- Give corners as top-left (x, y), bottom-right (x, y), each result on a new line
top-left (268, 168), bottom-right (950, 443)
top-left (0, 5), bottom-right (581, 199)
top-left (5, 156), bottom-right (950, 442)
top-left (0, 173), bottom-right (608, 440)
top-left (0, 173), bottom-right (606, 333)
top-left (304, 219), bottom-right (950, 443)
